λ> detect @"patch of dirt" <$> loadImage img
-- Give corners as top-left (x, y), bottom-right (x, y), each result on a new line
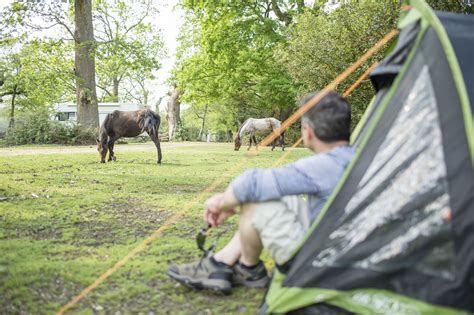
top-left (72, 199), bottom-right (173, 246)
top-left (0, 222), bottom-right (65, 241)
top-left (1, 275), bottom-right (84, 315)
top-left (0, 199), bottom-right (173, 248)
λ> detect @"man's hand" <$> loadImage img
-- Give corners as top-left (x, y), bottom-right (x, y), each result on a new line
top-left (203, 193), bottom-right (236, 227)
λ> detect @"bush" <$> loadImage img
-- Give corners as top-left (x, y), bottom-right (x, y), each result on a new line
top-left (177, 126), bottom-right (201, 142)
top-left (282, 124), bottom-right (302, 147)
top-left (5, 112), bottom-right (96, 145)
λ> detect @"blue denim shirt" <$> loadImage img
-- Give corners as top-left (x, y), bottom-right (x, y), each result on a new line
top-left (231, 145), bottom-right (355, 223)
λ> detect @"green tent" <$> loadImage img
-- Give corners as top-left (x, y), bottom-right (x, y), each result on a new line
top-left (261, 0), bottom-right (474, 314)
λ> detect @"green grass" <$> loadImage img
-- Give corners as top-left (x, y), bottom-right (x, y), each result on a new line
top-left (0, 142), bottom-right (310, 314)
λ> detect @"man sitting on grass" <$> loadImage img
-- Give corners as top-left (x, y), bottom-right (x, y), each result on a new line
top-left (168, 91), bottom-right (355, 294)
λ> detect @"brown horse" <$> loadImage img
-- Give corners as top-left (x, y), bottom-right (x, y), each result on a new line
top-left (96, 109), bottom-right (162, 164)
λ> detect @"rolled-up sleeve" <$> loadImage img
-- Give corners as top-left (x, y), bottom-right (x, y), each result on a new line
top-left (231, 158), bottom-right (321, 203)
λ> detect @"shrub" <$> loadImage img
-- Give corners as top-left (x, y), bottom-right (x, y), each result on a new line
top-left (5, 112), bottom-right (96, 145)
top-left (282, 124), bottom-right (302, 147)
top-left (67, 124), bottom-right (97, 145)
top-left (173, 122), bottom-right (201, 142)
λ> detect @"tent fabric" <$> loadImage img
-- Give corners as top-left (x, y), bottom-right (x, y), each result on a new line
top-left (352, 22), bottom-right (419, 146)
top-left (370, 21), bottom-right (420, 92)
top-left (285, 53), bottom-right (464, 304)
top-left (436, 12), bottom-right (474, 111)
top-left (262, 1), bottom-right (474, 314)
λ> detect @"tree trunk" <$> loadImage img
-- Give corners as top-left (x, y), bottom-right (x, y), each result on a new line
top-left (279, 107), bottom-right (293, 122)
top-left (112, 77), bottom-right (119, 102)
top-left (166, 89), bottom-right (181, 140)
top-left (75, 0), bottom-right (99, 128)
top-left (155, 95), bottom-right (165, 112)
top-left (9, 84), bottom-right (17, 128)
top-left (198, 104), bottom-right (208, 141)
top-left (296, 0), bottom-right (305, 13)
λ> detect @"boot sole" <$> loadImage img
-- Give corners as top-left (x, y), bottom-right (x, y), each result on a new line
top-left (167, 270), bottom-right (232, 295)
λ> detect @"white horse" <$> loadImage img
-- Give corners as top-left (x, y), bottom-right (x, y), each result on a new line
top-left (234, 118), bottom-right (285, 151)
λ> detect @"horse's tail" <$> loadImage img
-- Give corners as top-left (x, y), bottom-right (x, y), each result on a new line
top-left (141, 109), bottom-right (160, 136)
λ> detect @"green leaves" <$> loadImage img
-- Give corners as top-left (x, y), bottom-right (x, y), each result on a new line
top-left (94, 0), bottom-right (164, 103)
top-left (175, 0), bottom-right (296, 132)
top-left (276, 1), bottom-right (400, 127)
top-left (426, 0), bottom-right (474, 13)
top-left (0, 39), bottom-right (74, 113)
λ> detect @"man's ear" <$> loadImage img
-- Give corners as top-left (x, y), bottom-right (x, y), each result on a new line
top-left (301, 123), bottom-right (311, 138)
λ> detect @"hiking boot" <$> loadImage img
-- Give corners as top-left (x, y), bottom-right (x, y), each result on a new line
top-left (233, 261), bottom-right (270, 288)
top-left (167, 256), bottom-right (233, 295)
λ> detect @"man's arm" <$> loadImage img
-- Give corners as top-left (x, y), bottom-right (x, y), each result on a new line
top-left (231, 156), bottom-right (321, 204)
top-left (204, 156), bottom-right (323, 226)
top-left (212, 156), bottom-right (319, 213)
top-left (219, 185), bottom-right (239, 211)
top-left (203, 187), bottom-right (238, 227)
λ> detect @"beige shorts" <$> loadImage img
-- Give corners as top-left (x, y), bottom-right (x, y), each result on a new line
top-left (251, 196), bottom-right (309, 265)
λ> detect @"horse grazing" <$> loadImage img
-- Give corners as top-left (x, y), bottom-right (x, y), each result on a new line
top-left (234, 118), bottom-right (285, 151)
top-left (96, 109), bottom-right (162, 164)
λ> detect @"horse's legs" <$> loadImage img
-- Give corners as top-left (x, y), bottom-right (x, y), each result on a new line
top-left (271, 136), bottom-right (276, 151)
top-left (247, 134), bottom-right (253, 151)
top-left (99, 138), bottom-right (108, 163)
top-left (149, 131), bottom-right (162, 164)
top-left (252, 135), bottom-right (258, 150)
top-left (107, 136), bottom-right (119, 161)
top-left (280, 133), bottom-right (285, 151)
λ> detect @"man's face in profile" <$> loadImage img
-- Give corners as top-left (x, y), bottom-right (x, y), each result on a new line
top-left (301, 121), bottom-right (314, 149)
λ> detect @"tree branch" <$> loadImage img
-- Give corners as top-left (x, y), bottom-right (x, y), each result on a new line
top-left (271, 0), bottom-right (291, 25)
top-left (25, 4), bottom-right (76, 41)
top-left (0, 89), bottom-right (26, 97)
top-left (123, 0), bottom-right (152, 36)
top-left (97, 84), bottom-right (113, 96)
top-left (0, 91), bottom-right (14, 97)
top-left (296, 0), bottom-right (305, 13)
top-left (95, 10), bottom-right (114, 41)
top-left (53, 15), bottom-right (76, 40)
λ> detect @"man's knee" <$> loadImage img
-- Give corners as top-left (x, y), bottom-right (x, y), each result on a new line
top-left (240, 202), bottom-right (258, 214)
top-left (241, 200), bottom-right (285, 213)
top-left (240, 200), bottom-right (286, 224)
top-left (239, 203), bottom-right (259, 227)
top-left (240, 203), bottom-right (258, 217)
top-left (240, 197), bottom-right (306, 265)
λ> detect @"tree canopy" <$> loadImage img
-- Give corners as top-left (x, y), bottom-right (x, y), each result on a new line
top-left (174, 0), bottom-right (298, 129)
top-left (173, 0), bottom-right (472, 138)
top-left (0, 0), bottom-right (165, 127)
top-left (94, 0), bottom-right (164, 105)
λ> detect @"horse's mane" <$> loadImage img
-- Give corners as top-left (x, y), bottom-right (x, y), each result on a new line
top-left (236, 118), bottom-right (251, 140)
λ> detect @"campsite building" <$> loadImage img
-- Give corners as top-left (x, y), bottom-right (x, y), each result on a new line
top-left (54, 103), bottom-right (144, 126)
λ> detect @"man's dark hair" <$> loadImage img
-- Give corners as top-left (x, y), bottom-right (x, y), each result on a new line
top-left (299, 91), bottom-right (351, 142)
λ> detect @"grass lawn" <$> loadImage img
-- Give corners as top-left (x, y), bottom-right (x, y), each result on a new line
top-left (0, 142), bottom-right (310, 314)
